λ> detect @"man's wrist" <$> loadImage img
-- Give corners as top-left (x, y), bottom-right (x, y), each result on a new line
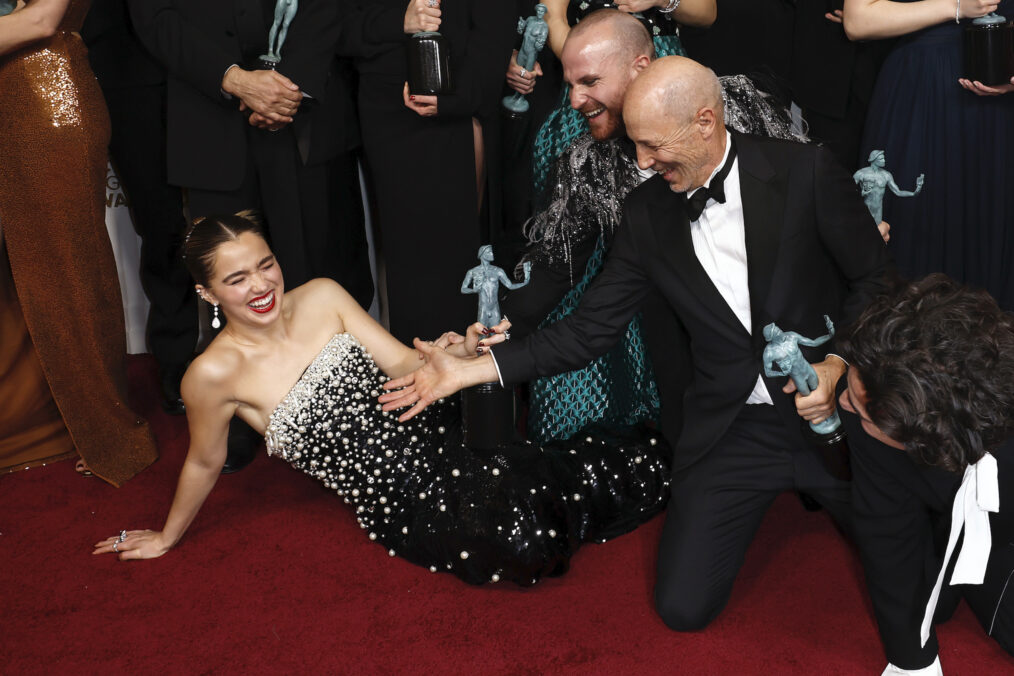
top-left (220, 64), bottom-right (245, 97)
top-left (482, 351), bottom-right (505, 388)
top-left (825, 353), bottom-right (849, 373)
top-left (813, 354), bottom-right (847, 391)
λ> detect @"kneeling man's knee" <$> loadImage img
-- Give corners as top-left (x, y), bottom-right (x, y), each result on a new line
top-left (654, 586), bottom-right (721, 632)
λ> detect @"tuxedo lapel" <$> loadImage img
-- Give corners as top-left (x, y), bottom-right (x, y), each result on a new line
top-left (648, 184), bottom-right (747, 337)
top-left (736, 134), bottom-right (786, 346)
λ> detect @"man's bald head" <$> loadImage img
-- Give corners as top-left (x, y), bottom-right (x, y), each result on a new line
top-left (566, 9), bottom-right (655, 63)
top-left (623, 57), bottom-right (728, 194)
top-left (561, 10), bottom-right (655, 141)
top-left (626, 56), bottom-right (724, 127)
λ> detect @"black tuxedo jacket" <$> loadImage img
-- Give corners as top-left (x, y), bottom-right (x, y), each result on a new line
top-left (493, 132), bottom-right (893, 469)
top-left (848, 414), bottom-right (1014, 668)
top-left (129, 0), bottom-right (399, 191)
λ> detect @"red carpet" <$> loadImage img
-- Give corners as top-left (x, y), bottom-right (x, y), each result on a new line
top-left (2, 355), bottom-right (1012, 675)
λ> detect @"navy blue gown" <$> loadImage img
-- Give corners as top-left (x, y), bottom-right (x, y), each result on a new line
top-left (861, 1), bottom-right (1014, 309)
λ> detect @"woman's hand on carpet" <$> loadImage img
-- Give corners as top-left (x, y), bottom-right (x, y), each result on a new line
top-left (93, 530), bottom-right (169, 560)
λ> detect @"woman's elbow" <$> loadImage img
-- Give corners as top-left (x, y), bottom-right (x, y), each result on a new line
top-left (841, 10), bottom-right (874, 41)
top-left (28, 10), bottom-right (60, 40)
top-left (699, 3), bottom-right (718, 27)
top-left (842, 17), bottom-right (861, 41)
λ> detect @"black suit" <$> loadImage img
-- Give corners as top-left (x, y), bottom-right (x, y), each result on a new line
top-left (129, 0), bottom-right (373, 302)
top-left (82, 0), bottom-right (194, 377)
top-left (493, 132), bottom-right (893, 628)
top-left (847, 418), bottom-right (1014, 669)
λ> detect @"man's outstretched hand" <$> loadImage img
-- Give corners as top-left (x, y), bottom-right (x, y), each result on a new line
top-left (379, 339), bottom-right (498, 421)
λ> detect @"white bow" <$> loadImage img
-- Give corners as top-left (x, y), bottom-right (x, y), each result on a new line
top-left (920, 452), bottom-right (1000, 646)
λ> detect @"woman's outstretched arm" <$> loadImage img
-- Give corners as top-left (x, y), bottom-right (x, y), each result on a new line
top-left (316, 278), bottom-right (504, 378)
top-left (93, 355), bottom-right (236, 560)
top-left (843, 0), bottom-right (997, 40)
top-left (543, 0), bottom-right (571, 58)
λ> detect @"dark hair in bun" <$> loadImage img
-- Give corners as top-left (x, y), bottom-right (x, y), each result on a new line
top-left (182, 210), bottom-right (267, 286)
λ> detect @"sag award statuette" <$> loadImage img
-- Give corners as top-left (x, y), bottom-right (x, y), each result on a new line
top-left (408, 0), bottom-right (453, 95)
top-left (459, 246), bottom-right (532, 450)
top-left (853, 149), bottom-right (924, 224)
top-left (964, 11), bottom-right (1014, 86)
top-left (763, 316), bottom-right (852, 481)
top-left (502, 4), bottom-right (549, 118)
top-left (259, 0), bottom-right (298, 70)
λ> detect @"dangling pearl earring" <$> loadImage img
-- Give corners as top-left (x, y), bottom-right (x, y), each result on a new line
top-left (211, 303), bottom-right (221, 329)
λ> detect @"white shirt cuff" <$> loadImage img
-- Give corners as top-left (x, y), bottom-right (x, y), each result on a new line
top-left (826, 352), bottom-right (849, 367)
top-left (221, 64), bottom-right (240, 99)
top-left (488, 350), bottom-right (505, 388)
top-left (882, 656), bottom-right (942, 676)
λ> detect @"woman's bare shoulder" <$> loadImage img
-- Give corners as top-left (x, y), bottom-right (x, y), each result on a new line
top-left (181, 341), bottom-right (243, 400)
top-left (286, 278), bottom-right (357, 316)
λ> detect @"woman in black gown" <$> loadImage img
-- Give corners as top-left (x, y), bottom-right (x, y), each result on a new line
top-left (845, 0), bottom-right (1014, 309)
top-left (355, 0), bottom-right (517, 344)
top-left (93, 214), bottom-right (669, 586)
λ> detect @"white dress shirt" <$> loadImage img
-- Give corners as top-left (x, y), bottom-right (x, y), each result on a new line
top-left (688, 131), bottom-right (772, 405)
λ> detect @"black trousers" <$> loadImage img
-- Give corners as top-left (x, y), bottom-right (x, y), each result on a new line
top-left (188, 125), bottom-right (372, 308)
top-left (962, 542), bottom-right (1014, 654)
top-left (654, 404), bottom-right (852, 630)
top-left (103, 84), bottom-right (195, 372)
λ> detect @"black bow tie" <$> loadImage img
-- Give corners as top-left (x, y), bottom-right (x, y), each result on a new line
top-left (684, 141), bottom-right (737, 222)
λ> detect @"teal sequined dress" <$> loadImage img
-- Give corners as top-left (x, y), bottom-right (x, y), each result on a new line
top-left (532, 3), bottom-right (686, 202)
top-left (521, 134), bottom-right (659, 443)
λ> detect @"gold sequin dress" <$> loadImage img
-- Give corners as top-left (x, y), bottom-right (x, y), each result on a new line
top-left (0, 0), bottom-right (157, 485)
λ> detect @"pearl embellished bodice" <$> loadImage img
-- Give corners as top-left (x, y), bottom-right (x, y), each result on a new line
top-left (264, 333), bottom-right (671, 585)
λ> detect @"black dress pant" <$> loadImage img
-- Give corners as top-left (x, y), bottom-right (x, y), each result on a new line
top-left (188, 125), bottom-right (372, 308)
top-left (103, 84), bottom-right (195, 372)
top-left (654, 404), bottom-right (852, 631)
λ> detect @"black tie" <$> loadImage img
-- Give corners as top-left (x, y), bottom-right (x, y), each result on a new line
top-left (684, 141), bottom-right (737, 222)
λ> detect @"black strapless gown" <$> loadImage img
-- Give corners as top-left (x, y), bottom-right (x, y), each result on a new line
top-left (265, 334), bottom-right (670, 586)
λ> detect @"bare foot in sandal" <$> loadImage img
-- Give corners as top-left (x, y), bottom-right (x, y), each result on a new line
top-left (75, 458), bottom-right (93, 477)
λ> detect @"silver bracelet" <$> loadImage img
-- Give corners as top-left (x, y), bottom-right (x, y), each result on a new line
top-left (660, 0), bottom-right (681, 14)
top-left (956, 0), bottom-right (961, 24)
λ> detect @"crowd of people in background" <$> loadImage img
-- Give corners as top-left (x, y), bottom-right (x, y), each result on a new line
top-left (3, 1), bottom-right (1014, 674)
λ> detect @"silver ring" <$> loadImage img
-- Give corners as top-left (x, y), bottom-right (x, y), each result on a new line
top-left (503, 331), bottom-right (511, 341)
top-left (519, 68), bottom-right (528, 79)
top-left (118, 530), bottom-right (127, 543)
top-left (427, 0), bottom-right (438, 7)
top-left (113, 542), bottom-right (119, 553)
